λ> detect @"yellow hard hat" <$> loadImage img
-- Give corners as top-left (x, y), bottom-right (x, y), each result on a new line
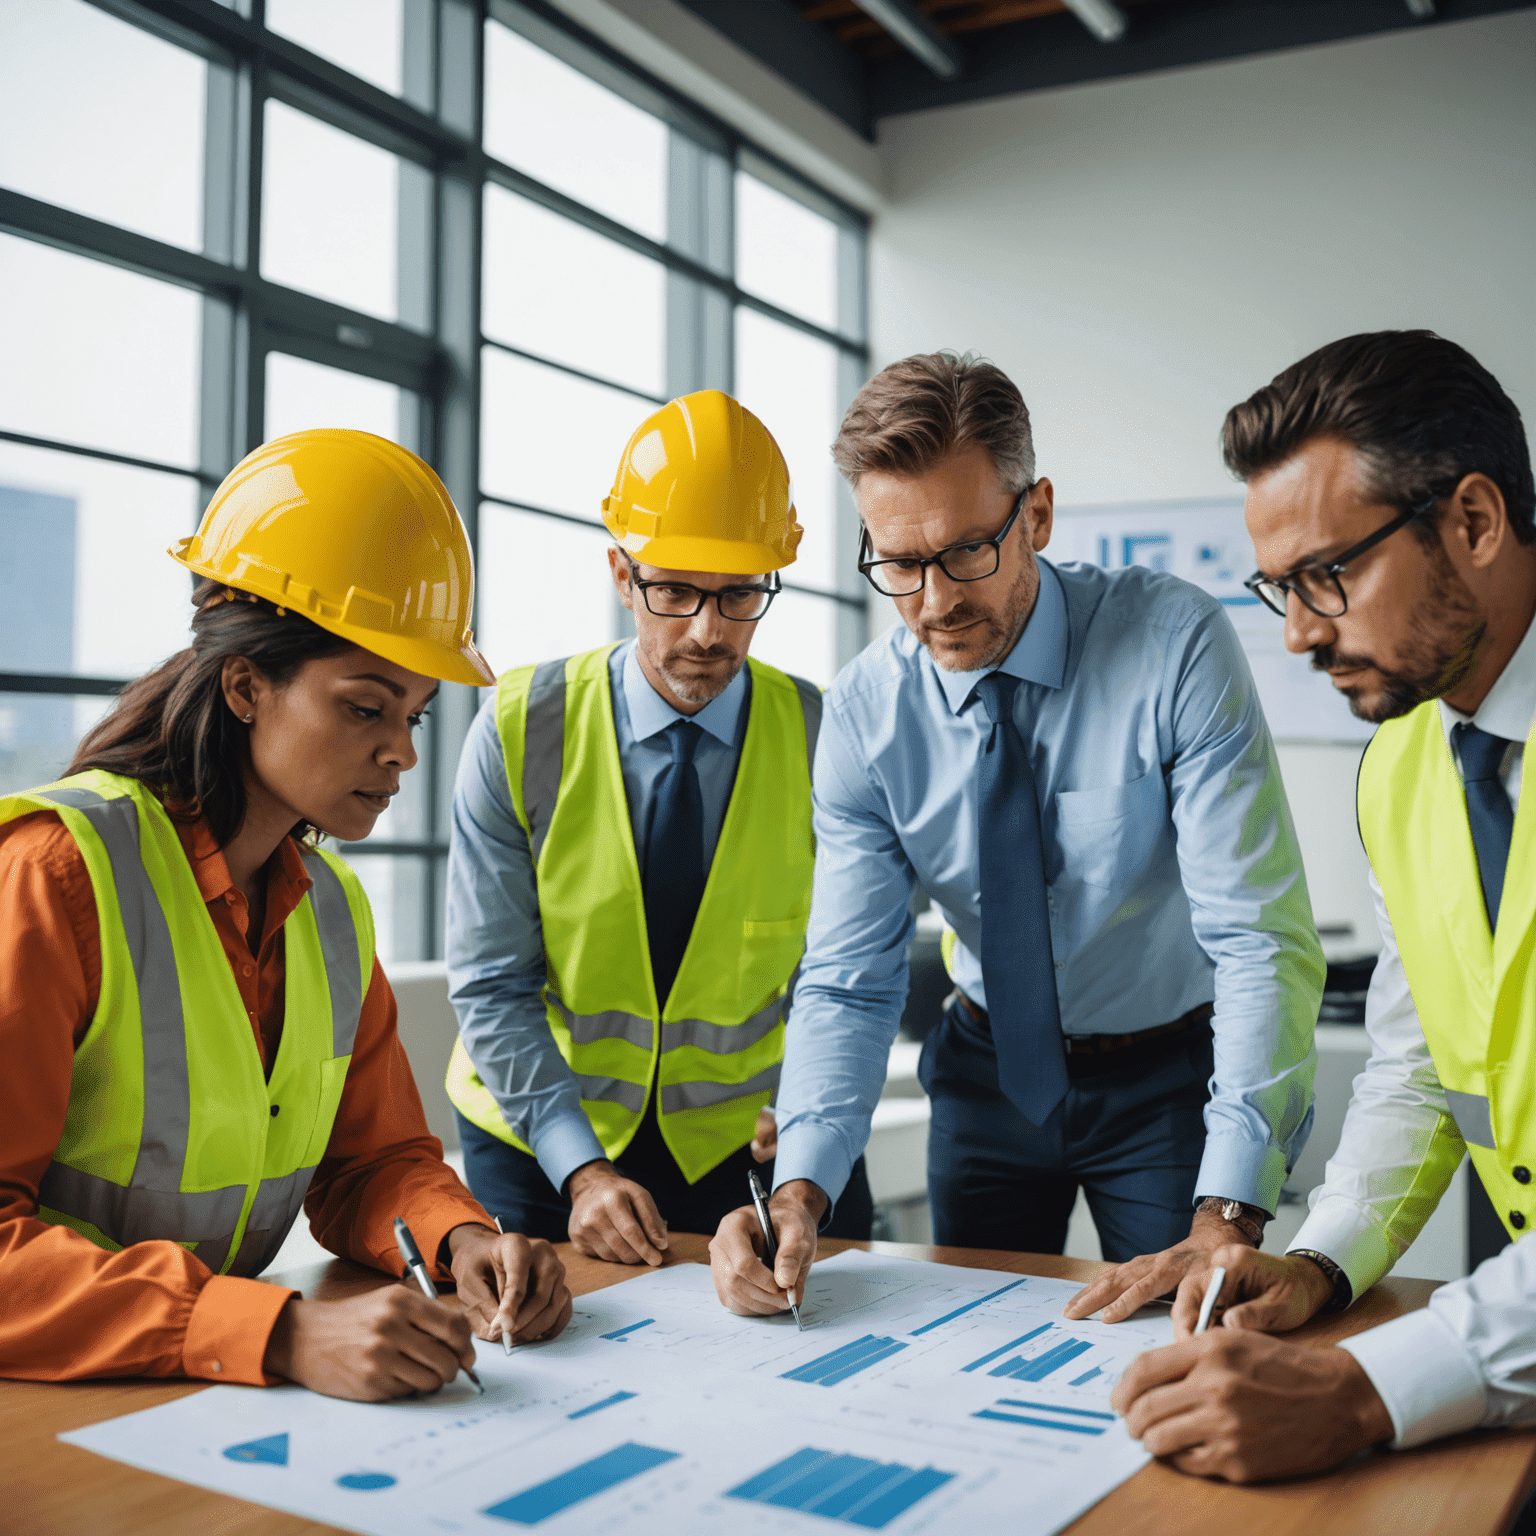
top-left (602, 390), bottom-right (802, 574)
top-left (170, 429), bottom-right (494, 686)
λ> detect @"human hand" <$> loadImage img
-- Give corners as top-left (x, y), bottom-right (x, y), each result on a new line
top-left (709, 1179), bottom-right (825, 1316)
top-left (262, 1288), bottom-right (477, 1401)
top-left (750, 1107), bottom-right (777, 1163)
top-left (445, 1223), bottom-right (573, 1343)
top-left (1169, 1245), bottom-right (1335, 1338)
top-left (1063, 1209), bottom-right (1262, 1323)
top-left (1112, 1330), bottom-right (1392, 1483)
top-left (566, 1160), bottom-right (669, 1265)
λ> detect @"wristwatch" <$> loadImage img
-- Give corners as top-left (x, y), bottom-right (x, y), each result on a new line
top-left (1194, 1196), bottom-right (1267, 1247)
top-left (1288, 1248), bottom-right (1354, 1314)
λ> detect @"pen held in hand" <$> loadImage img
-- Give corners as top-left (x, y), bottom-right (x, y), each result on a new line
top-left (1193, 1265), bottom-right (1227, 1336)
top-left (393, 1215), bottom-right (485, 1394)
top-left (492, 1216), bottom-right (513, 1355)
top-left (747, 1170), bottom-right (802, 1331)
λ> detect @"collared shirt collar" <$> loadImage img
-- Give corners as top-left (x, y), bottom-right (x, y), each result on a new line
top-left (172, 806), bottom-right (314, 939)
top-left (1438, 604), bottom-right (1536, 748)
top-left (621, 637), bottom-right (748, 748)
top-left (932, 556), bottom-right (1070, 716)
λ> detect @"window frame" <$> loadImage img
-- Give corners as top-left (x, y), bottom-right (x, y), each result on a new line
top-left (0, 0), bottom-right (871, 959)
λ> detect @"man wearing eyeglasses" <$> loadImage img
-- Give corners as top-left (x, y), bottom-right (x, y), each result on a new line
top-left (710, 351), bottom-right (1322, 1321)
top-left (444, 390), bottom-right (872, 1262)
top-left (1113, 331), bottom-right (1536, 1483)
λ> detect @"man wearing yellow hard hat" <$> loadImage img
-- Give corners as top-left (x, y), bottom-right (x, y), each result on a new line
top-left (445, 391), bottom-right (873, 1261)
top-left (0, 430), bottom-right (570, 1398)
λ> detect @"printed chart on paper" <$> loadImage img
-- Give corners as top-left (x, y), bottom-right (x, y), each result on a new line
top-left (61, 1252), bottom-right (1168, 1536)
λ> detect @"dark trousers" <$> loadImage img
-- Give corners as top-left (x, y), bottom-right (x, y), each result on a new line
top-left (457, 1104), bottom-right (874, 1243)
top-left (919, 993), bottom-right (1213, 1261)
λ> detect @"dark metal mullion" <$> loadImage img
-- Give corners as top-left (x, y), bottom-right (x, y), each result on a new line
top-left (342, 841), bottom-right (449, 857)
top-left (781, 582), bottom-right (867, 611)
top-left (0, 674), bottom-right (128, 697)
top-left (480, 338), bottom-right (667, 407)
top-left (0, 429), bottom-right (216, 486)
top-left (477, 493), bottom-right (608, 533)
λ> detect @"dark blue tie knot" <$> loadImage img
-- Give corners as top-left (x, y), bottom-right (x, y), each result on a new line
top-left (1454, 722), bottom-right (1513, 782)
top-left (974, 671), bottom-right (1021, 727)
top-left (667, 718), bottom-right (704, 764)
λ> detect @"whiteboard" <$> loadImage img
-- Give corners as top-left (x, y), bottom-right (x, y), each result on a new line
top-left (1051, 499), bottom-right (1372, 743)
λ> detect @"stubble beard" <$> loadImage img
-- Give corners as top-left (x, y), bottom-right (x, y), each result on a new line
top-left (657, 644), bottom-right (744, 706)
top-left (1314, 546), bottom-right (1486, 723)
top-left (918, 556), bottom-right (1037, 674)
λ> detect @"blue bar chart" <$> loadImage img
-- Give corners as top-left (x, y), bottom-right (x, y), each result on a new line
top-left (484, 1443), bottom-right (679, 1525)
top-left (727, 1447), bottom-right (955, 1529)
top-left (973, 1399), bottom-right (1115, 1437)
top-left (567, 1391), bottom-right (637, 1420)
top-left (600, 1319), bottom-right (654, 1341)
top-left (961, 1323), bottom-right (1053, 1373)
top-left (781, 1335), bottom-right (909, 1387)
top-left (986, 1338), bottom-right (1093, 1382)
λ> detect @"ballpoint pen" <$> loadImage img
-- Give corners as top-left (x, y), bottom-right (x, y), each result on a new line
top-left (393, 1216), bottom-right (485, 1394)
top-left (492, 1215), bottom-right (513, 1355)
top-left (748, 1170), bottom-right (802, 1331)
top-left (1193, 1266), bottom-right (1226, 1336)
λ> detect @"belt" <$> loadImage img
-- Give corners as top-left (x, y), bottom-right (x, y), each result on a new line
top-left (955, 992), bottom-right (1214, 1071)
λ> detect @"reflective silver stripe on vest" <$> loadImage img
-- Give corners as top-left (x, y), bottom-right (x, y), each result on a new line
top-left (788, 672), bottom-right (823, 767)
top-left (661, 995), bottom-right (783, 1056)
top-left (224, 1165), bottom-right (320, 1278)
top-left (1445, 1089), bottom-right (1496, 1149)
top-left (523, 657), bottom-right (568, 862)
top-left (576, 1074), bottom-right (649, 1114)
top-left (39, 789), bottom-right (189, 1195)
top-left (660, 1060), bottom-right (781, 1115)
top-left (553, 1000), bottom-right (654, 1050)
top-left (301, 852), bottom-right (365, 1056)
top-left (37, 1161), bottom-right (247, 1250)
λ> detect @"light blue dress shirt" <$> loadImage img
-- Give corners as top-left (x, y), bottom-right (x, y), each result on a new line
top-left (446, 640), bottom-right (750, 1192)
top-left (773, 557), bottom-right (1324, 1217)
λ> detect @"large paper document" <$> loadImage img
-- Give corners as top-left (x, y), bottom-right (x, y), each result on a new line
top-left (61, 1253), bottom-right (1168, 1536)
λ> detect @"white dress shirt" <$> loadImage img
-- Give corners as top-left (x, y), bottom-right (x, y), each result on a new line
top-left (1289, 607), bottom-right (1536, 1448)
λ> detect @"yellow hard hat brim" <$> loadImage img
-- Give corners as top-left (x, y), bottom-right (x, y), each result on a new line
top-left (170, 540), bottom-right (496, 687)
top-left (615, 532), bottom-right (796, 576)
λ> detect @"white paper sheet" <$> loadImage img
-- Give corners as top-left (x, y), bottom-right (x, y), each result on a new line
top-left (60, 1253), bottom-right (1167, 1536)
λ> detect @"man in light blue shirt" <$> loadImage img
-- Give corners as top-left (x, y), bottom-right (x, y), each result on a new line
top-left (710, 352), bottom-right (1323, 1324)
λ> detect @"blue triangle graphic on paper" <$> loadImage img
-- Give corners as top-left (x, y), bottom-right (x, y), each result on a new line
top-left (223, 1432), bottom-right (289, 1465)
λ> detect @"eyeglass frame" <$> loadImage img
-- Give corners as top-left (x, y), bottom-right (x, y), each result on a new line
top-left (619, 552), bottom-right (781, 621)
top-left (1242, 496), bottom-right (1440, 619)
top-left (856, 485), bottom-right (1032, 597)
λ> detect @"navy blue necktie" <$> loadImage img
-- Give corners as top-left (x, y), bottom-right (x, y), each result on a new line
top-left (974, 672), bottom-right (1069, 1124)
top-left (1453, 721), bottom-right (1516, 930)
top-left (643, 719), bottom-right (706, 1005)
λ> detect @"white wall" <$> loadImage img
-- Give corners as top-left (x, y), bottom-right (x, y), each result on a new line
top-left (867, 11), bottom-right (1536, 947)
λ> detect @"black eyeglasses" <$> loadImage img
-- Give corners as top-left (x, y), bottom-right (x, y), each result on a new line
top-left (1244, 497), bottom-right (1438, 618)
top-left (857, 487), bottom-right (1030, 597)
top-left (621, 555), bottom-right (780, 622)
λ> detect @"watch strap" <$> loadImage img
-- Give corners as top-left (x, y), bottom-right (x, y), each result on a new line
top-left (1288, 1248), bottom-right (1353, 1314)
top-left (1194, 1195), bottom-right (1267, 1247)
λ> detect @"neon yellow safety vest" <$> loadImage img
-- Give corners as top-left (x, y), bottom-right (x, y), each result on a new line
top-left (0, 770), bottom-right (374, 1277)
top-left (446, 646), bottom-right (819, 1184)
top-left (1358, 703), bottom-right (1536, 1248)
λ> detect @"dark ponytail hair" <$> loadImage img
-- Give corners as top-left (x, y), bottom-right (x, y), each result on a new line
top-left (68, 580), bottom-right (359, 847)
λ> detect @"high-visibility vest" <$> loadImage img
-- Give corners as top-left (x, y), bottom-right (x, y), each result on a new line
top-left (1358, 703), bottom-right (1536, 1250)
top-left (445, 646), bottom-right (819, 1184)
top-left (1, 770), bottom-right (374, 1277)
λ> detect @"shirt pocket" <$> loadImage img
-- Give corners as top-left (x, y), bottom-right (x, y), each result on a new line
top-left (739, 917), bottom-right (807, 1003)
top-left (1051, 770), bottom-right (1167, 890)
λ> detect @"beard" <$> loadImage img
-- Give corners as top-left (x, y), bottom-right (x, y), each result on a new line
top-left (1313, 547), bottom-right (1485, 723)
top-left (918, 556), bottom-right (1037, 673)
top-left (657, 642), bottom-right (744, 705)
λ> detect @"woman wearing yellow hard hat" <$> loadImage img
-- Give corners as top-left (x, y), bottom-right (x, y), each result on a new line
top-left (0, 429), bottom-right (570, 1399)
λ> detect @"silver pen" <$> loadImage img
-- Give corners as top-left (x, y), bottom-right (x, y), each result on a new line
top-left (492, 1215), bottom-right (513, 1355)
top-left (1193, 1266), bottom-right (1227, 1335)
top-left (748, 1170), bottom-right (802, 1331)
top-left (393, 1216), bottom-right (485, 1393)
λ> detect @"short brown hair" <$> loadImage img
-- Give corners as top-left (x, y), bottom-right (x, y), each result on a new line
top-left (1223, 330), bottom-right (1536, 545)
top-left (833, 351), bottom-right (1035, 492)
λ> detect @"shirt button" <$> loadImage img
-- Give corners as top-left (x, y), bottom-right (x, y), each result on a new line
top-left (1055, 962), bottom-right (1065, 971)
top-left (211, 1361), bottom-right (222, 1373)
top-left (1515, 1167), bottom-right (1531, 1185)
top-left (225, 892), bottom-right (237, 905)
top-left (243, 963), bottom-right (254, 977)
top-left (1512, 1211), bottom-right (1527, 1230)
top-left (270, 1104), bottom-right (280, 1117)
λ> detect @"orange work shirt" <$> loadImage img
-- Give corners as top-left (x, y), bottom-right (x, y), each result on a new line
top-left (0, 805), bottom-right (492, 1386)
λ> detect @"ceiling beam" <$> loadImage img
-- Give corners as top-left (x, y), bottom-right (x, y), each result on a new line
top-left (849, 0), bottom-right (965, 77)
top-left (1062, 0), bottom-right (1128, 42)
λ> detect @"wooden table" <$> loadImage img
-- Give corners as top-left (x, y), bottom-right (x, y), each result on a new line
top-left (5, 1237), bottom-right (1535, 1535)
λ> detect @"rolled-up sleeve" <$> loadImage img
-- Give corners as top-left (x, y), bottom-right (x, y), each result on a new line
top-left (445, 698), bottom-right (605, 1192)
top-left (1164, 606), bottom-right (1324, 1214)
top-left (771, 690), bottom-right (916, 1209)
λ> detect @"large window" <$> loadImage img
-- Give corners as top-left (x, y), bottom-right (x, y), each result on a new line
top-left (0, 0), bottom-right (869, 961)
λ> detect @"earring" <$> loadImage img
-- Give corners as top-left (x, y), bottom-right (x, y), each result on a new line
top-left (244, 713), bottom-right (254, 723)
